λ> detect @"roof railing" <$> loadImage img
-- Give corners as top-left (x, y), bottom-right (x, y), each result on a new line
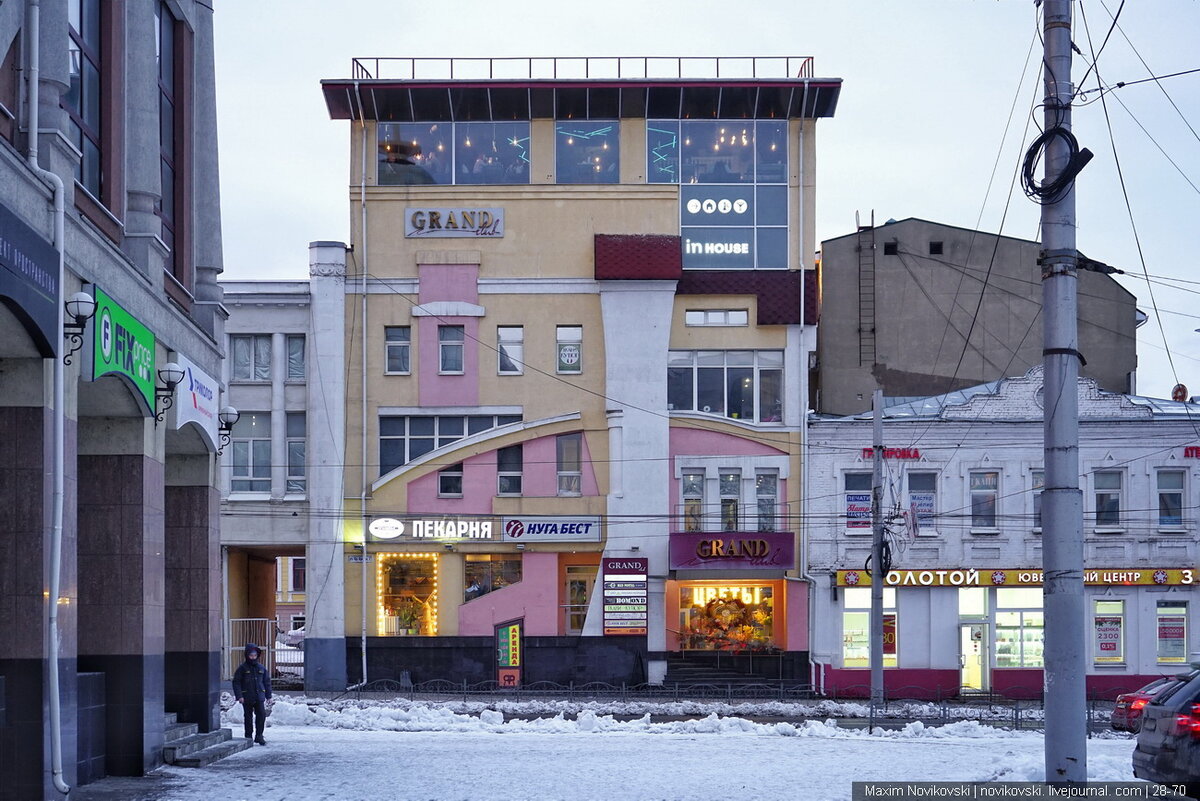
top-left (350, 56), bottom-right (815, 82)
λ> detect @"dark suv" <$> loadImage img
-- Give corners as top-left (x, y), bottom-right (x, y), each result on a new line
top-left (1133, 663), bottom-right (1200, 796)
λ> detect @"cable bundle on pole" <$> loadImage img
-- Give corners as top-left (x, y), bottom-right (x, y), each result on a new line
top-left (1021, 120), bottom-right (1094, 205)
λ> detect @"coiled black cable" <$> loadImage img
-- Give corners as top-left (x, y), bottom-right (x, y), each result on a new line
top-left (1021, 125), bottom-right (1094, 205)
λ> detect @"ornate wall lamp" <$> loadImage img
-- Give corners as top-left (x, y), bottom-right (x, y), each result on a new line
top-left (154, 362), bottom-right (185, 425)
top-left (62, 291), bottom-right (96, 365)
top-left (217, 406), bottom-right (240, 455)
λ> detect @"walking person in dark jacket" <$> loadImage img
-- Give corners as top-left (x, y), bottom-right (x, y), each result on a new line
top-left (232, 643), bottom-right (273, 744)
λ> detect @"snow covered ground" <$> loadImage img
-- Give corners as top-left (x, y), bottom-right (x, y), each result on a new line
top-left (84, 695), bottom-right (1138, 801)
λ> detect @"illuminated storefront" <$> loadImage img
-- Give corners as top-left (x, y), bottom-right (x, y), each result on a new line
top-left (675, 583), bottom-right (778, 651)
top-left (827, 568), bottom-right (1196, 698)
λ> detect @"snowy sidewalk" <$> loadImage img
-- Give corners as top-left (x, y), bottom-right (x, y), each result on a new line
top-left (69, 697), bottom-right (1139, 801)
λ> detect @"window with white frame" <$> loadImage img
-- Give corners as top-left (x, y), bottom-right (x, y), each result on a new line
top-left (231, 413), bottom-right (271, 492)
top-left (439, 325), bottom-right (465, 373)
top-left (286, 412), bottom-right (306, 494)
top-left (556, 326), bottom-right (582, 374)
top-left (378, 413), bottom-right (522, 475)
top-left (682, 472), bottom-right (704, 532)
top-left (497, 326), bottom-right (523, 374)
top-left (907, 472), bottom-right (937, 533)
top-left (291, 558), bottom-right (306, 592)
top-left (438, 462), bottom-right (463, 497)
top-left (1157, 601), bottom-right (1189, 663)
top-left (231, 335), bottom-right (271, 381)
top-left (843, 587), bottom-right (897, 668)
top-left (497, 445), bottom-right (522, 495)
top-left (286, 335), bottom-right (305, 380)
top-left (1093, 471), bottom-right (1122, 528)
top-left (1031, 469), bottom-right (1044, 531)
top-left (1157, 470), bottom-right (1184, 528)
top-left (969, 471), bottom-right (999, 529)
top-left (720, 471), bottom-right (741, 531)
top-left (556, 433), bottom-right (583, 495)
top-left (845, 472), bottom-right (872, 530)
top-left (385, 326), bottom-right (411, 374)
top-left (1093, 599), bottom-right (1125, 664)
top-left (756, 471), bottom-right (778, 532)
top-left (995, 588), bottom-right (1043, 667)
top-left (685, 309), bottom-right (749, 327)
top-left (667, 350), bottom-right (783, 422)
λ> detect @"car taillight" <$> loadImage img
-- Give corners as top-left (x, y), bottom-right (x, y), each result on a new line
top-left (1175, 703), bottom-right (1200, 738)
top-left (1131, 698), bottom-right (1148, 711)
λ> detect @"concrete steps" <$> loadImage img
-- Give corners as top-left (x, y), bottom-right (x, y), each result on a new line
top-left (161, 712), bottom-right (252, 768)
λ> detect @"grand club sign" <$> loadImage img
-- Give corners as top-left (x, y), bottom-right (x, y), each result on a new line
top-left (405, 207), bottom-right (504, 238)
top-left (669, 531), bottom-right (795, 571)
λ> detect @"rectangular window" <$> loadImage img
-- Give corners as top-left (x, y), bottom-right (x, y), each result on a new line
top-left (497, 445), bottom-right (522, 496)
top-left (231, 335), bottom-right (271, 381)
top-left (378, 121), bottom-right (530, 186)
top-left (756, 471), bottom-right (778, 532)
top-left (1157, 601), bottom-right (1188, 663)
top-left (438, 462), bottom-right (464, 497)
top-left (286, 335), bottom-right (306, 380)
top-left (1157, 470), bottom-right (1184, 527)
top-left (907, 472), bottom-right (937, 532)
top-left (230, 413), bottom-right (271, 493)
top-left (65, 0), bottom-right (103, 199)
top-left (970, 471), bottom-right (999, 529)
top-left (291, 558), bottom-right (306, 593)
top-left (1094, 471), bottom-right (1122, 528)
top-left (285, 412), bottom-right (305, 494)
top-left (1032, 470), bottom-right (1044, 531)
top-left (497, 326), bottom-right (524, 375)
top-left (1093, 600), bottom-right (1125, 664)
top-left (377, 555), bottom-right (438, 636)
top-left (379, 414), bottom-right (521, 475)
top-left (555, 121), bottom-right (619, 184)
top-left (842, 587), bottom-right (897, 668)
top-left (439, 325), bottom-right (465, 374)
top-left (845, 472), bottom-right (872, 530)
top-left (0, 35), bottom-right (19, 144)
top-left (556, 433), bottom-right (583, 496)
top-left (385, 326), bottom-right (411, 374)
top-left (464, 555), bottom-right (522, 603)
top-left (556, 326), bottom-right (583, 374)
top-left (682, 472), bottom-right (704, 532)
top-left (666, 350), bottom-right (783, 423)
top-left (719, 471), bottom-right (741, 531)
top-left (156, 2), bottom-right (177, 275)
top-left (995, 588), bottom-right (1044, 667)
top-left (684, 309), bottom-right (749, 327)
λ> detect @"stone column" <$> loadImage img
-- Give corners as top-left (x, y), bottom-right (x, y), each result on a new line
top-left (164, 454), bottom-right (221, 731)
top-left (77, 418), bottom-right (165, 776)
top-left (305, 242), bottom-right (348, 690)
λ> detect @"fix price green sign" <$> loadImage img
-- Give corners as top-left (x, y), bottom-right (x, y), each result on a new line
top-left (91, 286), bottom-right (155, 411)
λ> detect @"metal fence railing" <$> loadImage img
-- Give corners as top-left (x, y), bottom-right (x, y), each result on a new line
top-left (351, 56), bottom-right (816, 82)
top-left (225, 618), bottom-right (275, 680)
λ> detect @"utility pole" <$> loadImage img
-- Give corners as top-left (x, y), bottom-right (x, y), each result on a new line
top-left (1041, 0), bottom-right (1088, 783)
top-left (870, 389), bottom-right (884, 705)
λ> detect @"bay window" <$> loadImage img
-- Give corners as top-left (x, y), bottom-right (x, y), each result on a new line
top-left (667, 350), bottom-right (783, 423)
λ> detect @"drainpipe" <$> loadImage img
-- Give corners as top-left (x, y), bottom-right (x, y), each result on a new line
top-left (347, 80), bottom-right (369, 690)
top-left (27, 0), bottom-right (72, 794)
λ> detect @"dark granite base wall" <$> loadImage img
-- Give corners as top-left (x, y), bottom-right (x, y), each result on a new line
top-left (0, 658), bottom-right (82, 801)
top-left (164, 651), bottom-right (219, 732)
top-left (305, 637), bottom-right (348, 692)
top-left (77, 654), bottom-right (164, 776)
top-left (347, 637), bottom-right (648, 686)
top-left (77, 672), bottom-right (107, 785)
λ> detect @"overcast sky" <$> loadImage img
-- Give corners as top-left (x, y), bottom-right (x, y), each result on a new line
top-left (212, 0), bottom-right (1200, 399)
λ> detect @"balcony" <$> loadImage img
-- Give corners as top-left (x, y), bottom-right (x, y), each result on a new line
top-left (672, 502), bottom-right (792, 535)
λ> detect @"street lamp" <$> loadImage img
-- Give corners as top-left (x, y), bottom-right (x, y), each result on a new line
top-left (62, 291), bottom-right (96, 365)
top-left (153, 362), bottom-right (185, 424)
top-left (217, 406), bottom-right (240, 455)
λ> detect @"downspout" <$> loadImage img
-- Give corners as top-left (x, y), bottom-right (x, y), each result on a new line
top-left (27, 0), bottom-right (73, 794)
top-left (796, 183), bottom-right (825, 696)
top-left (349, 80), bottom-right (369, 690)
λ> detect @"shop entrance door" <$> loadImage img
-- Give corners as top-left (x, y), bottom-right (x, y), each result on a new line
top-left (564, 565), bottom-right (596, 635)
top-left (959, 623), bottom-right (988, 693)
